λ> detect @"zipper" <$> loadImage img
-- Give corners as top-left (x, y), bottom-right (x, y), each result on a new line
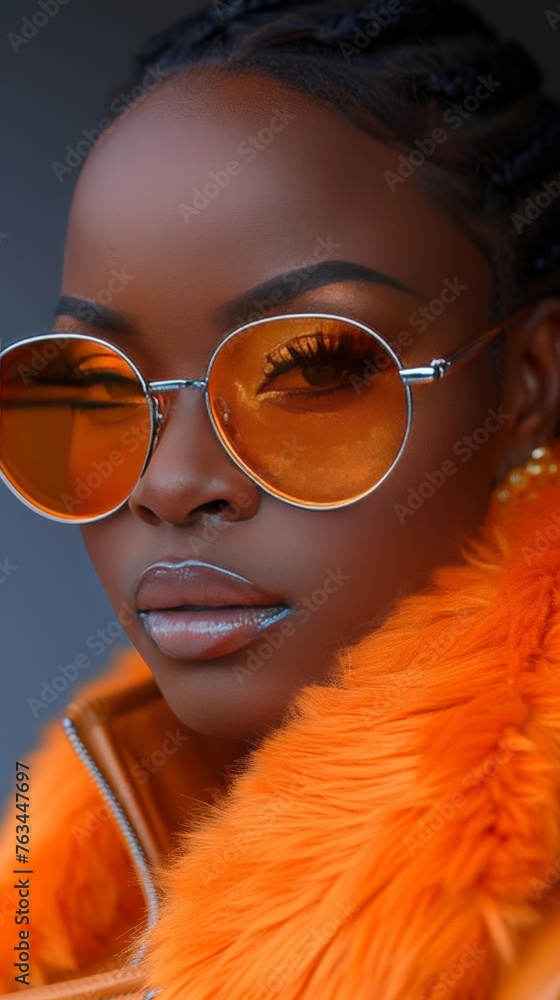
top-left (61, 716), bottom-right (160, 966)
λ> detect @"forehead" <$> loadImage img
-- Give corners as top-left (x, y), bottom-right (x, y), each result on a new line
top-left (61, 67), bottom-right (491, 360)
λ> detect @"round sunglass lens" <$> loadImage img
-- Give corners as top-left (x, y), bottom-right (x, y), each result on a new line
top-left (0, 336), bottom-right (152, 521)
top-left (207, 315), bottom-right (410, 507)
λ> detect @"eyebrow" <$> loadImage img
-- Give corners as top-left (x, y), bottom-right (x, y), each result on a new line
top-left (53, 296), bottom-right (137, 335)
top-left (52, 260), bottom-right (420, 336)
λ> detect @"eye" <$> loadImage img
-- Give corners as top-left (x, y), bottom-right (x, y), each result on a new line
top-left (71, 365), bottom-right (145, 425)
top-left (15, 357), bottom-right (146, 425)
top-left (255, 327), bottom-right (385, 409)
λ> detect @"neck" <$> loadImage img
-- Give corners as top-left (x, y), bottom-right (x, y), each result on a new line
top-left (194, 731), bottom-right (254, 790)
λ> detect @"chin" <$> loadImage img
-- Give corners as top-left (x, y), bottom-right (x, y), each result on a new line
top-left (149, 672), bottom-right (287, 743)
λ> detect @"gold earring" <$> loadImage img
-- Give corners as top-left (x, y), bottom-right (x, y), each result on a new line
top-left (492, 441), bottom-right (560, 509)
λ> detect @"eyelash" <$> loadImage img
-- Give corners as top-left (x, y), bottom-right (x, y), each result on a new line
top-left (45, 321), bottom-right (382, 396)
top-left (261, 329), bottom-right (375, 386)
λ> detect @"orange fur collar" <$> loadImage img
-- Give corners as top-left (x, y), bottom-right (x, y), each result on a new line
top-left (141, 473), bottom-right (560, 999)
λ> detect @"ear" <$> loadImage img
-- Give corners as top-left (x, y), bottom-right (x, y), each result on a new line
top-left (494, 297), bottom-right (560, 483)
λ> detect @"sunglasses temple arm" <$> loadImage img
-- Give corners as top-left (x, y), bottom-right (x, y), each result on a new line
top-left (400, 304), bottom-right (533, 385)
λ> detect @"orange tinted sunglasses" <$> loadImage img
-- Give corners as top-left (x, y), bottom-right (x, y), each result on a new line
top-left (0, 308), bottom-right (529, 522)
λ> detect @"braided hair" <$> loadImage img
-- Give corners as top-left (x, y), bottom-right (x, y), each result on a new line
top-left (100, 0), bottom-right (560, 319)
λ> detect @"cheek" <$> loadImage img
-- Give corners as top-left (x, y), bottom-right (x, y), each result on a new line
top-left (373, 365), bottom-right (506, 552)
top-left (80, 517), bottom-right (145, 614)
top-left (79, 363), bottom-right (504, 674)
top-left (316, 366), bottom-right (506, 615)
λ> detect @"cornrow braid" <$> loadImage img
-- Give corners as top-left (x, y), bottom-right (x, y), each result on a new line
top-left (100, 0), bottom-right (560, 317)
top-left (124, 0), bottom-right (492, 68)
top-left (421, 41), bottom-right (542, 106)
top-left (490, 101), bottom-right (560, 190)
top-left (226, 0), bottom-right (491, 53)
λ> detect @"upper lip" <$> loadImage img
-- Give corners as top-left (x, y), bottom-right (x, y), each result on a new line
top-left (133, 559), bottom-right (288, 613)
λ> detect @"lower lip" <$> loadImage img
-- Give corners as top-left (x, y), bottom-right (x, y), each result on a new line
top-left (138, 604), bottom-right (291, 660)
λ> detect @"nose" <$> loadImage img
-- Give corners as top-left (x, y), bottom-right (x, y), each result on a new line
top-left (126, 387), bottom-right (262, 527)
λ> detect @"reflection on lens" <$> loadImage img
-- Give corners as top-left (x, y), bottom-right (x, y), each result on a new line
top-left (208, 315), bottom-right (409, 507)
top-left (0, 336), bottom-right (151, 520)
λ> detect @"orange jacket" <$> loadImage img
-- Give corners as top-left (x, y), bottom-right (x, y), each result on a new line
top-left (0, 647), bottom-right (151, 992)
top-left (3, 471), bottom-right (560, 999)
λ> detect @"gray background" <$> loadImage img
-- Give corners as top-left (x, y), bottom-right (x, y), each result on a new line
top-left (1, 0), bottom-right (559, 805)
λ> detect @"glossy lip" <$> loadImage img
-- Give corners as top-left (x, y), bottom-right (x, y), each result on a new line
top-left (133, 559), bottom-right (291, 661)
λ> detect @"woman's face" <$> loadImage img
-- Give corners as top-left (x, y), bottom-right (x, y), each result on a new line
top-left (55, 68), bottom-right (510, 744)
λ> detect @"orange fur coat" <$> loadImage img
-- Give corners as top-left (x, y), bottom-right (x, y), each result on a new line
top-left (3, 473), bottom-right (560, 998)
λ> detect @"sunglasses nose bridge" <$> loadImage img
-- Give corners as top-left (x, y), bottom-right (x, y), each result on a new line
top-left (146, 377), bottom-right (208, 436)
top-left (148, 378), bottom-right (207, 392)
